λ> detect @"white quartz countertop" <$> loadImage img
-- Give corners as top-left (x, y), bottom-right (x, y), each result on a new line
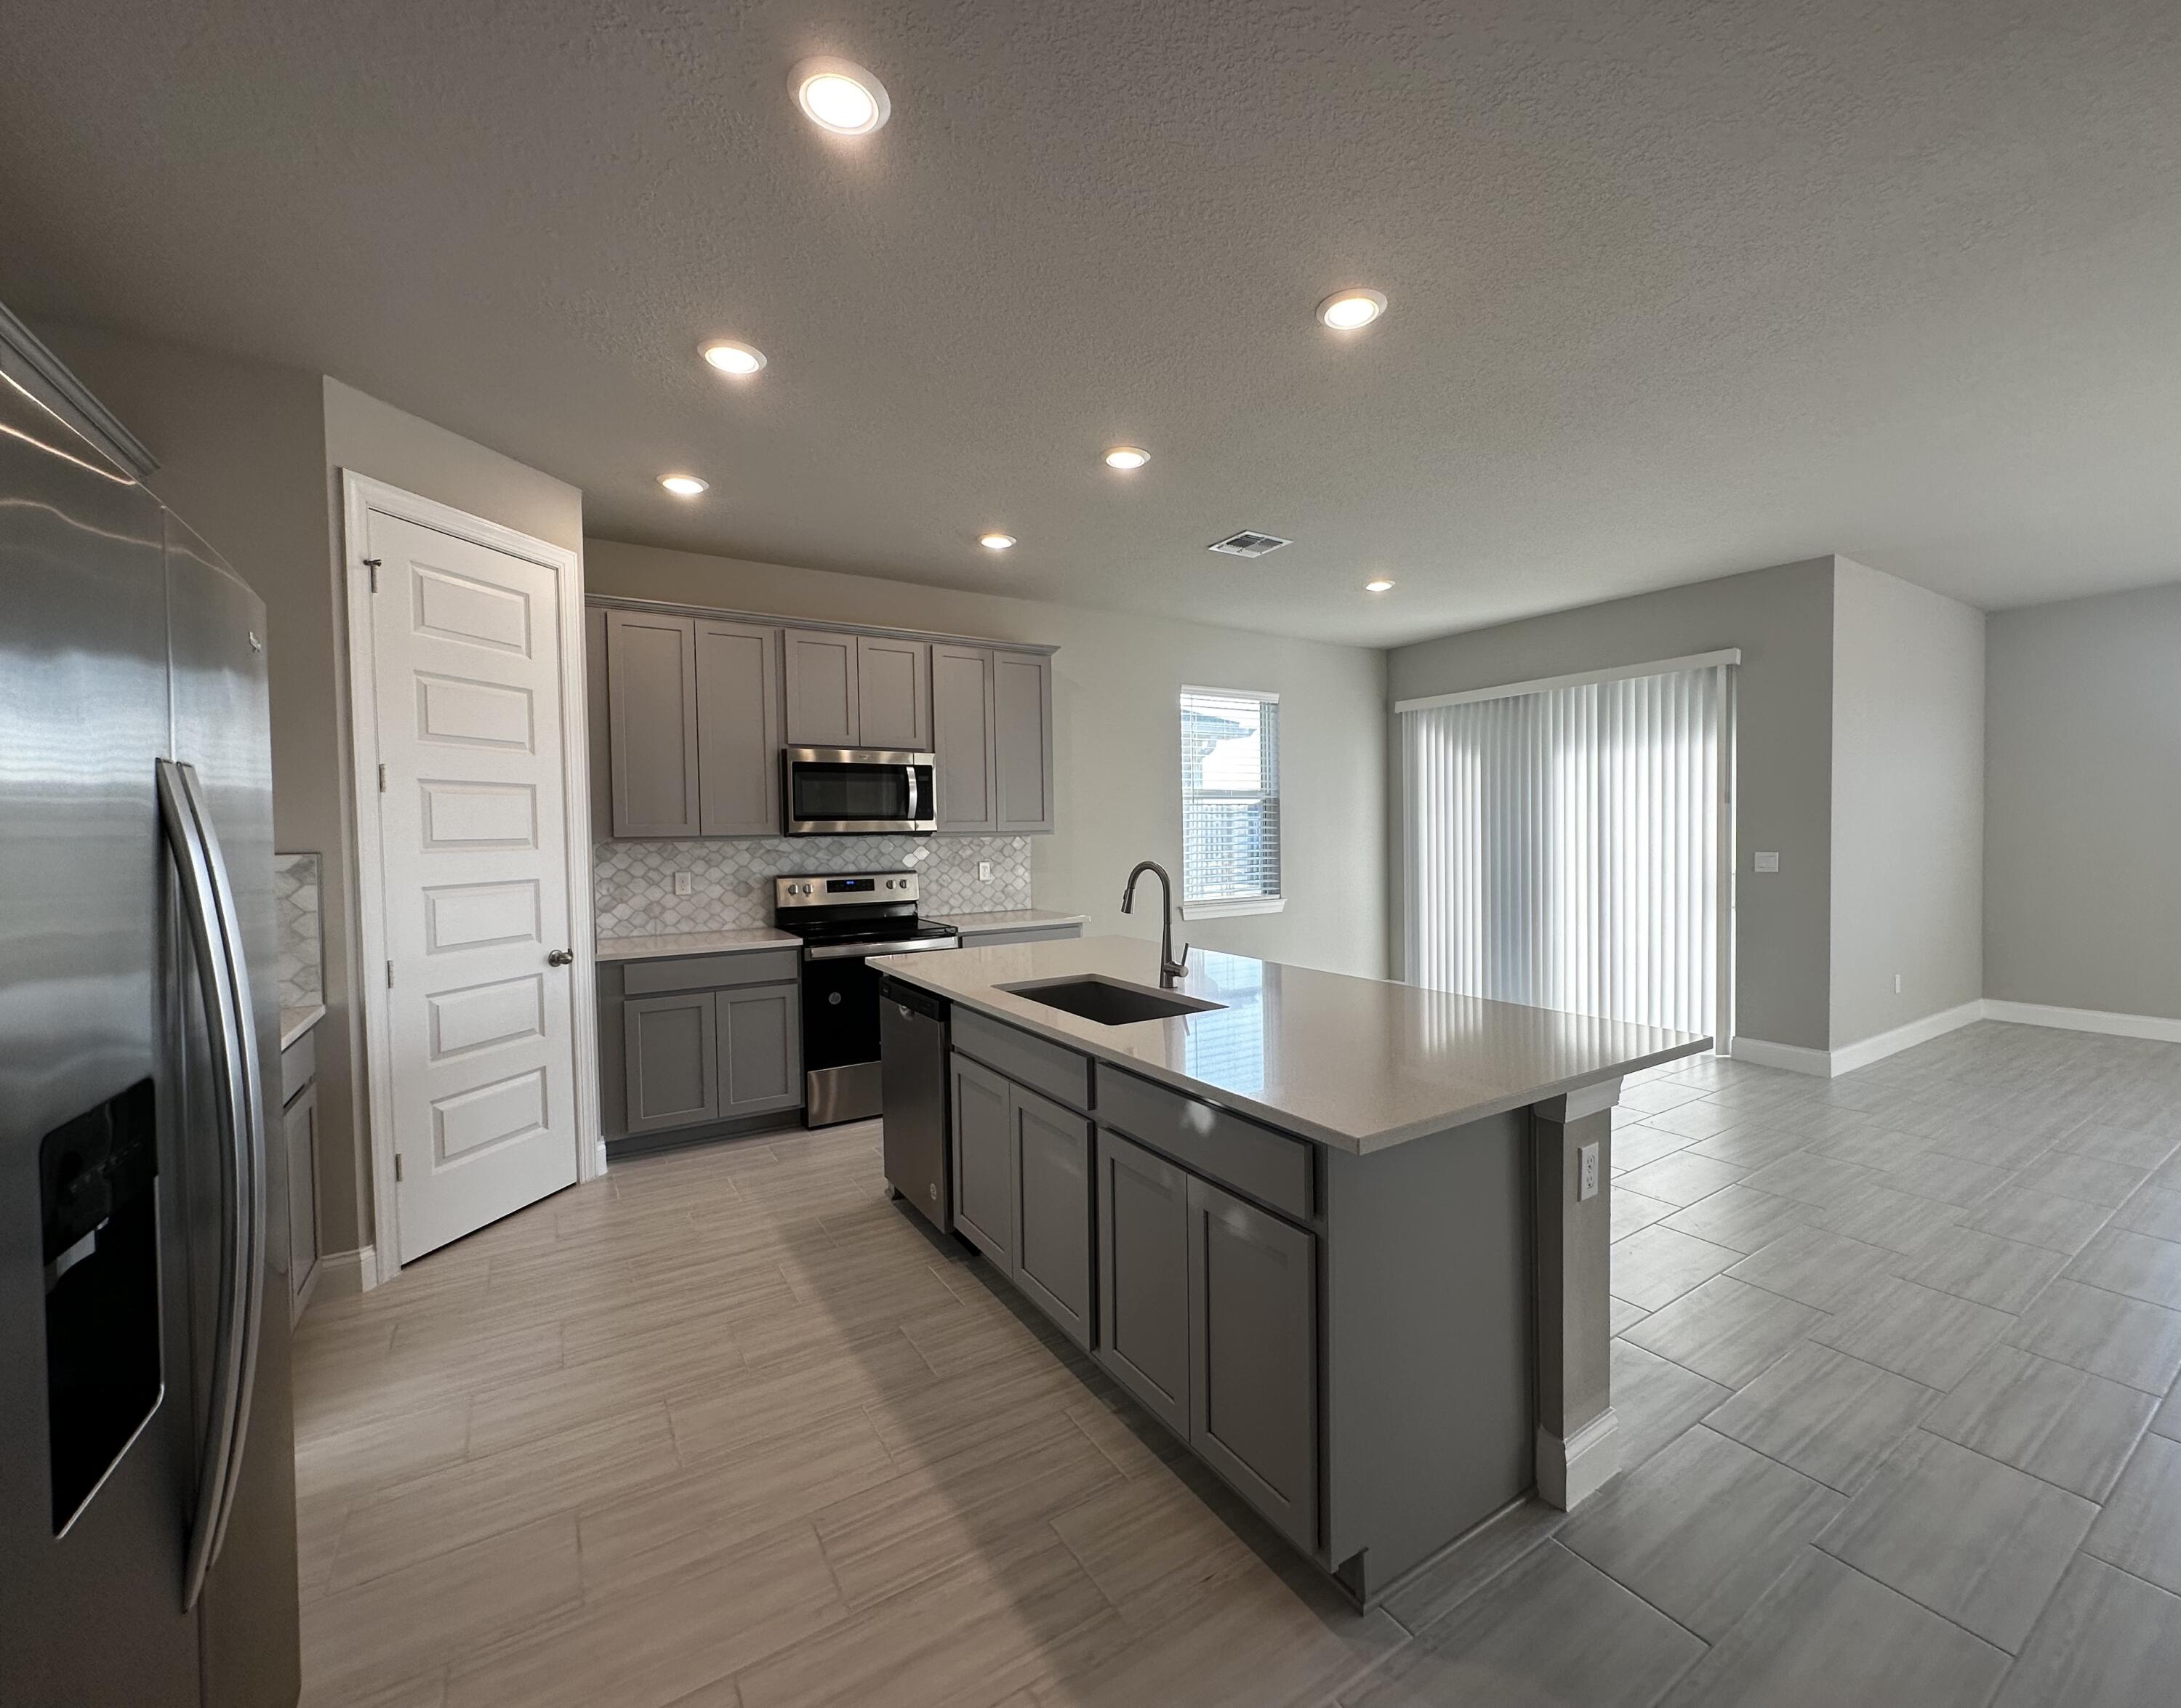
top-left (873, 935), bottom-right (1710, 1153)
top-left (278, 1003), bottom-right (326, 1052)
top-left (927, 909), bottom-right (1089, 934)
top-left (595, 928), bottom-right (800, 962)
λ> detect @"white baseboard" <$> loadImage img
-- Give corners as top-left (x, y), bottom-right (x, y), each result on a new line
top-left (1983, 999), bottom-right (2181, 1044)
top-left (1536, 1409), bottom-right (1620, 1510)
top-left (316, 1244), bottom-right (379, 1298)
top-left (1728, 1035), bottom-right (1833, 1077)
top-left (1830, 1000), bottom-right (1987, 1077)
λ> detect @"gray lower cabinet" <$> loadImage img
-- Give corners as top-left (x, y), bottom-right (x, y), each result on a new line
top-left (624, 991), bottom-right (721, 1134)
top-left (949, 1052), bottom-right (1014, 1265)
top-left (283, 1081), bottom-right (318, 1317)
top-left (1094, 1129), bottom-right (1192, 1436)
top-left (715, 983), bottom-right (800, 1117)
top-left (1010, 1085), bottom-right (1093, 1350)
top-left (1186, 1173), bottom-right (1319, 1551)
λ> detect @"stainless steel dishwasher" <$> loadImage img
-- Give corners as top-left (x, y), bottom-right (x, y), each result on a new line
top-left (879, 975), bottom-right (950, 1232)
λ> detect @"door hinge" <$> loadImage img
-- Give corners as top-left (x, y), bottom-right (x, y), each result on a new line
top-left (363, 556), bottom-right (382, 592)
top-left (385, 959), bottom-right (395, 988)
top-left (377, 762), bottom-right (387, 792)
top-left (394, 1153), bottom-right (403, 1183)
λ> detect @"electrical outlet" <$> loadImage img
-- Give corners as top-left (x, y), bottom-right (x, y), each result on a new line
top-left (672, 871), bottom-right (692, 897)
top-left (1894, 972), bottom-right (1903, 994)
top-left (1754, 851), bottom-right (1780, 873)
top-left (978, 861), bottom-right (992, 882)
top-left (1578, 1141), bottom-right (1600, 1201)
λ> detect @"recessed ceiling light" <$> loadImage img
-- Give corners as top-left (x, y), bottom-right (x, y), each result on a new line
top-left (659, 475), bottom-right (709, 496)
top-left (1102, 446), bottom-right (1150, 471)
top-left (1317, 289), bottom-right (1388, 331)
top-left (701, 340), bottom-right (766, 375)
top-left (979, 533), bottom-right (1016, 550)
top-left (792, 57), bottom-right (891, 135)
top-left (1363, 577), bottom-right (1396, 593)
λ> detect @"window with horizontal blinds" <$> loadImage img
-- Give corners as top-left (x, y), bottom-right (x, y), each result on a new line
top-left (1402, 663), bottom-right (1728, 1039)
top-left (1180, 688), bottom-right (1281, 910)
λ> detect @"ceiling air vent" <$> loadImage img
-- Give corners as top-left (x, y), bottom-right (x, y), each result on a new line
top-left (1207, 530), bottom-right (1293, 558)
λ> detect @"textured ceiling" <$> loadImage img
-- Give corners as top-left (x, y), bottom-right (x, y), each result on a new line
top-left (3, 1), bottom-right (2174, 645)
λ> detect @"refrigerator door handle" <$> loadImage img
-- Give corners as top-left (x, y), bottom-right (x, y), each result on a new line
top-left (156, 760), bottom-right (260, 1611)
top-left (178, 762), bottom-right (268, 1576)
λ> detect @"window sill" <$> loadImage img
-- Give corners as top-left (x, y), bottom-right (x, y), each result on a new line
top-left (1179, 898), bottom-right (1285, 920)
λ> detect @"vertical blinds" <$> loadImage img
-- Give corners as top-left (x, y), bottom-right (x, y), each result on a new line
top-left (1180, 688), bottom-right (1282, 904)
top-left (1402, 664), bottom-right (1726, 1037)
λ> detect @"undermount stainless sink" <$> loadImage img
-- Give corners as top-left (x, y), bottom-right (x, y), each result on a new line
top-left (997, 975), bottom-right (1226, 1026)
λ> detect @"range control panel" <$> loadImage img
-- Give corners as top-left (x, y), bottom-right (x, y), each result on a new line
top-left (775, 871), bottom-right (920, 908)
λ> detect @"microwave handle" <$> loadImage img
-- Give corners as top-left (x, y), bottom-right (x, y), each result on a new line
top-left (906, 762), bottom-right (923, 823)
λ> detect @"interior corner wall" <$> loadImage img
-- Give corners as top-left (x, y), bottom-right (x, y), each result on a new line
top-left (580, 539), bottom-right (1389, 980)
top-left (1985, 581), bottom-right (2181, 1024)
top-left (1828, 559), bottom-right (1985, 1048)
top-left (24, 322), bottom-right (377, 1249)
top-left (1383, 557), bottom-right (1839, 1055)
top-left (321, 376), bottom-right (585, 1250)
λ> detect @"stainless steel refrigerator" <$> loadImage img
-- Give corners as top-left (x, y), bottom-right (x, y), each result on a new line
top-left (0, 307), bottom-right (302, 1706)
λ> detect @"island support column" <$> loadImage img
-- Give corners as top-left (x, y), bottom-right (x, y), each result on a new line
top-left (1532, 1079), bottom-right (1622, 1507)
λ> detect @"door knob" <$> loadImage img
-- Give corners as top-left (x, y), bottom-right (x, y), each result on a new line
top-left (547, 949), bottom-right (575, 967)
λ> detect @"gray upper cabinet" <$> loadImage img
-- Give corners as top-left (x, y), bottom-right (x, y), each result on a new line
top-left (1010, 1084), bottom-right (1093, 1350)
top-left (856, 635), bottom-right (931, 751)
top-left (1186, 1174), bottom-right (1320, 1552)
top-left (993, 650), bottom-right (1054, 833)
top-left (782, 628), bottom-right (860, 746)
top-left (950, 1052), bottom-right (1014, 1265)
top-left (716, 983), bottom-right (800, 1117)
top-left (695, 619), bottom-right (781, 836)
top-left (931, 644), bottom-right (997, 832)
top-left (606, 609), bottom-right (701, 837)
top-left (624, 991), bottom-right (720, 1134)
top-left (1096, 1128), bottom-right (1192, 1436)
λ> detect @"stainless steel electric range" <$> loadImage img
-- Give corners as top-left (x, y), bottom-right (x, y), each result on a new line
top-left (774, 872), bottom-right (960, 1126)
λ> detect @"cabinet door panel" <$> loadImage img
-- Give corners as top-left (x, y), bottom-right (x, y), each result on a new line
top-left (624, 991), bottom-right (719, 1134)
top-left (606, 610), bottom-right (700, 836)
top-left (1095, 1129), bottom-right (1190, 1435)
top-left (856, 636), bottom-right (931, 751)
top-left (695, 619), bottom-right (782, 835)
top-left (783, 629), bottom-right (859, 746)
top-left (717, 983), bottom-right (801, 1117)
top-left (1011, 1085), bottom-right (1093, 1350)
top-left (1187, 1175), bottom-right (1318, 1551)
top-left (993, 650), bottom-right (1053, 833)
top-left (931, 644), bottom-right (996, 832)
top-left (285, 1084), bottom-right (318, 1305)
top-left (951, 1052), bottom-right (1014, 1265)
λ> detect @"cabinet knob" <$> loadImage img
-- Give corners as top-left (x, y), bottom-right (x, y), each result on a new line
top-left (547, 949), bottom-right (575, 967)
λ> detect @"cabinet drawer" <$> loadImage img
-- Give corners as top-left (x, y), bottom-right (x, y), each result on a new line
top-left (1096, 1068), bottom-right (1314, 1222)
top-left (622, 948), bottom-right (801, 995)
top-left (953, 1008), bottom-right (1092, 1113)
top-left (279, 1028), bottom-right (317, 1108)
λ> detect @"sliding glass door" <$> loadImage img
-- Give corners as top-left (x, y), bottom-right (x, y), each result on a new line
top-left (1401, 661), bottom-right (1732, 1040)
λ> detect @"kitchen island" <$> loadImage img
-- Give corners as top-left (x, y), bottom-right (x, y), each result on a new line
top-left (873, 935), bottom-right (1708, 1605)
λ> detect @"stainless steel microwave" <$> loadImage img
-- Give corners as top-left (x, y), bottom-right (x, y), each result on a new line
top-left (782, 747), bottom-right (938, 835)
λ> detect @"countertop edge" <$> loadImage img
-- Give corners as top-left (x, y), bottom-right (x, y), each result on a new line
top-left (595, 930), bottom-right (801, 963)
top-left (931, 910), bottom-right (1090, 932)
top-left (874, 957), bottom-right (1712, 1153)
top-left (278, 1003), bottom-right (328, 1052)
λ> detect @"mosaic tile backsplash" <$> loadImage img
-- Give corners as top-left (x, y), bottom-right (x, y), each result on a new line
top-left (594, 836), bottom-right (1035, 938)
top-left (273, 851), bottom-right (324, 1010)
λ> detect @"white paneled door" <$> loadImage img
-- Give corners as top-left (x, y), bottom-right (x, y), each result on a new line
top-left (364, 509), bottom-right (582, 1262)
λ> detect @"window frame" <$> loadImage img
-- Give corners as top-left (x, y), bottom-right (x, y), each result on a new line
top-left (1176, 684), bottom-right (1285, 919)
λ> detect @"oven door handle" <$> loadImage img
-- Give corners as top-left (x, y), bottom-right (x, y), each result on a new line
top-left (803, 938), bottom-right (962, 962)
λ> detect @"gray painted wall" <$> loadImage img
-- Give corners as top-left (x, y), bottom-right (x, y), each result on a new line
top-left (1829, 560), bottom-right (1985, 1046)
top-left (583, 540), bottom-right (1389, 981)
top-left (1986, 582), bottom-right (2181, 1022)
top-left (1385, 558), bottom-right (1838, 1053)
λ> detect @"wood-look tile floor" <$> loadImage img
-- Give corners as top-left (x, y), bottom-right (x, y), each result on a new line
top-left (294, 1022), bottom-right (2181, 1708)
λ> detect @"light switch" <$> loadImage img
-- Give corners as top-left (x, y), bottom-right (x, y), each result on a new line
top-left (978, 861), bottom-right (992, 882)
top-left (1753, 851), bottom-right (1780, 873)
